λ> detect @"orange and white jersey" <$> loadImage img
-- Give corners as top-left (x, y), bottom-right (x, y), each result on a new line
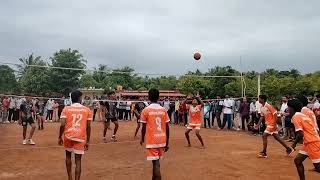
top-left (301, 107), bottom-right (319, 131)
top-left (292, 112), bottom-right (320, 144)
top-left (140, 103), bottom-right (170, 149)
top-left (61, 103), bottom-right (93, 143)
top-left (188, 105), bottom-right (203, 126)
top-left (260, 103), bottom-right (277, 127)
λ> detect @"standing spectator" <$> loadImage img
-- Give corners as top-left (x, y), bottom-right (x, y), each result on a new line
top-left (0, 97), bottom-right (3, 123)
top-left (57, 96), bottom-right (65, 119)
top-left (163, 98), bottom-right (171, 121)
top-left (203, 102), bottom-right (211, 128)
top-left (46, 99), bottom-right (54, 122)
top-left (178, 102), bottom-right (184, 125)
top-left (93, 97), bottom-right (100, 121)
top-left (8, 96), bottom-right (16, 123)
top-left (209, 100), bottom-right (216, 127)
top-left (118, 100), bottom-right (127, 121)
top-left (2, 96), bottom-right (9, 123)
top-left (174, 99), bottom-right (180, 124)
top-left (307, 95), bottom-right (315, 109)
top-left (255, 98), bottom-right (264, 132)
top-left (239, 97), bottom-right (250, 130)
top-left (14, 97), bottom-right (23, 122)
top-left (82, 96), bottom-right (93, 110)
top-left (64, 96), bottom-right (72, 106)
top-left (313, 94), bottom-right (320, 131)
top-left (213, 96), bottom-right (224, 129)
top-left (125, 100), bottom-right (132, 121)
top-left (233, 98), bottom-right (241, 131)
top-left (131, 101), bottom-right (136, 120)
top-left (250, 98), bottom-right (258, 124)
top-left (169, 100), bottom-right (175, 123)
top-left (280, 96), bottom-right (289, 139)
top-left (182, 99), bottom-right (188, 126)
top-left (221, 95), bottom-right (233, 130)
top-left (53, 100), bottom-right (60, 122)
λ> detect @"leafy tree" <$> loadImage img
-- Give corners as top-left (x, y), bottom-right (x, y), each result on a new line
top-left (159, 76), bottom-right (177, 90)
top-left (79, 74), bottom-right (98, 88)
top-left (92, 64), bottom-right (111, 89)
top-left (0, 65), bottom-right (18, 93)
top-left (17, 54), bottom-right (52, 95)
top-left (50, 48), bottom-right (86, 95)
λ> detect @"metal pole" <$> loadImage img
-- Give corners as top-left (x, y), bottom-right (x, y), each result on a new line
top-left (258, 74), bottom-right (261, 97)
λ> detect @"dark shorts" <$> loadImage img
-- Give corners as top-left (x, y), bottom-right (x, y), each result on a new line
top-left (106, 118), bottom-right (117, 123)
top-left (22, 117), bottom-right (34, 126)
top-left (285, 118), bottom-right (294, 128)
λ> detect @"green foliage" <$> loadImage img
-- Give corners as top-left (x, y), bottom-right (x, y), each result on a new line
top-left (0, 65), bottom-right (18, 93)
top-left (17, 54), bottom-right (51, 95)
top-left (49, 48), bottom-right (86, 95)
top-left (79, 74), bottom-right (98, 88)
top-left (4, 49), bottom-right (318, 101)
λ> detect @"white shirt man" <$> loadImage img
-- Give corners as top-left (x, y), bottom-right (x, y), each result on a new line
top-left (255, 101), bottom-right (262, 115)
top-left (250, 101), bottom-right (257, 114)
top-left (163, 100), bottom-right (170, 111)
top-left (47, 99), bottom-right (53, 111)
top-left (16, 98), bottom-right (23, 110)
top-left (9, 97), bottom-right (16, 109)
top-left (313, 100), bottom-right (320, 110)
top-left (280, 102), bottom-right (288, 114)
top-left (223, 98), bottom-right (233, 114)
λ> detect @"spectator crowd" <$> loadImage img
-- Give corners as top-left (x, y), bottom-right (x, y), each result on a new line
top-left (1, 93), bottom-right (319, 139)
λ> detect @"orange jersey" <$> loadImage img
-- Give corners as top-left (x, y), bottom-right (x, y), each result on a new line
top-left (301, 107), bottom-right (318, 130)
top-left (140, 103), bottom-right (170, 148)
top-left (260, 103), bottom-right (277, 126)
top-left (189, 105), bottom-right (203, 126)
top-left (292, 112), bottom-right (320, 144)
top-left (61, 103), bottom-right (93, 143)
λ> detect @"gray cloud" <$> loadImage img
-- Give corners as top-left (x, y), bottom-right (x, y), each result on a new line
top-left (1, 0), bottom-right (320, 74)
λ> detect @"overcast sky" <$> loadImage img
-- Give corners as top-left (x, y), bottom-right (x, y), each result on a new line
top-left (1, 0), bottom-right (319, 75)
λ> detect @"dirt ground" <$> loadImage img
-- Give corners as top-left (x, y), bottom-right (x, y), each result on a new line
top-left (0, 121), bottom-right (319, 180)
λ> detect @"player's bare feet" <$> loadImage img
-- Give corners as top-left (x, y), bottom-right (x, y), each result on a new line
top-left (257, 152), bottom-right (268, 158)
top-left (111, 135), bottom-right (117, 142)
top-left (103, 137), bottom-right (107, 143)
top-left (200, 146), bottom-right (205, 149)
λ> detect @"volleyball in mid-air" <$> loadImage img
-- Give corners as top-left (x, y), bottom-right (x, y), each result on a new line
top-left (194, 52), bottom-right (201, 60)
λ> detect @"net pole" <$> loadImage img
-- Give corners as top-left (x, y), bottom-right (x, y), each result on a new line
top-left (257, 74), bottom-right (261, 97)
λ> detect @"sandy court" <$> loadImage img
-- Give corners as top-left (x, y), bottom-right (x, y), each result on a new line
top-left (0, 121), bottom-right (319, 180)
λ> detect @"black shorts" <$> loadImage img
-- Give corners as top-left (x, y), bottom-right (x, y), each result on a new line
top-left (106, 118), bottom-right (117, 123)
top-left (285, 118), bottom-right (294, 128)
top-left (22, 117), bottom-right (34, 126)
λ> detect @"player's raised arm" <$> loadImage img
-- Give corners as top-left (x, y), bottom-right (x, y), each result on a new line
top-left (196, 96), bottom-right (204, 108)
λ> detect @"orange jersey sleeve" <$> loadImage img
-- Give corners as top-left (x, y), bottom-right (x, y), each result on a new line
top-left (302, 107), bottom-right (318, 130)
top-left (292, 114), bottom-right (303, 132)
top-left (293, 113), bottom-right (320, 144)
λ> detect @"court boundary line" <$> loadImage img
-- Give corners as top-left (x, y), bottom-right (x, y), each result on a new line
top-left (0, 135), bottom-right (235, 151)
